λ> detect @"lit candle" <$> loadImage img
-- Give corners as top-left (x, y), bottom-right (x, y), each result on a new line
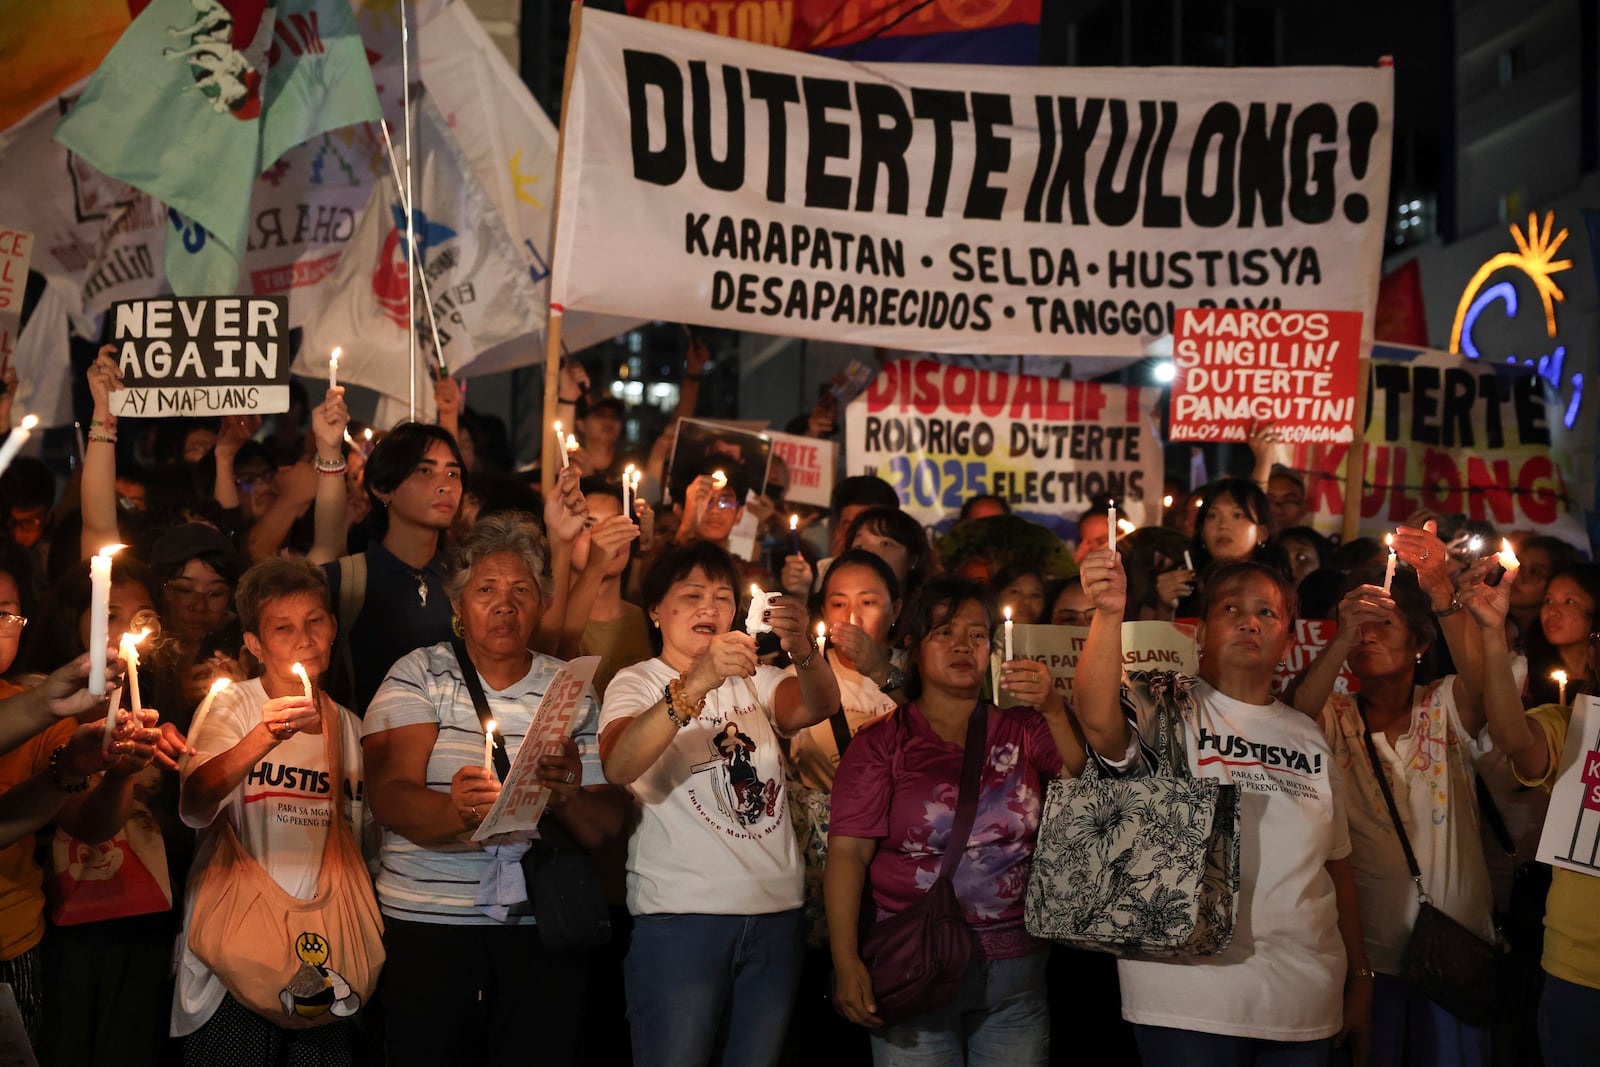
top-left (88, 544), bottom-right (125, 698)
top-left (816, 621), bottom-right (827, 657)
top-left (0, 414), bottom-right (39, 478)
top-left (291, 662), bottom-right (313, 702)
top-left (343, 429), bottom-right (357, 449)
top-left (789, 513), bottom-right (801, 555)
top-left (362, 427), bottom-right (374, 455)
top-left (1553, 669), bottom-right (1569, 706)
top-left (1486, 539), bottom-right (1519, 587)
top-left (328, 346), bottom-right (341, 390)
top-left (1107, 501), bottom-right (1118, 552)
top-left (1003, 606), bottom-right (1014, 661)
top-left (1162, 494), bottom-right (1174, 509)
top-left (564, 434), bottom-right (579, 464)
top-left (1183, 549), bottom-right (1194, 572)
top-left (745, 583), bottom-right (772, 634)
top-left (484, 719), bottom-right (497, 772)
top-left (118, 628), bottom-right (151, 715)
top-left (1382, 534), bottom-right (1397, 594)
top-left (182, 678), bottom-right (233, 772)
top-left (553, 420), bottom-right (568, 469)
top-left (622, 463), bottom-right (636, 517)
top-left (711, 470), bottom-right (728, 490)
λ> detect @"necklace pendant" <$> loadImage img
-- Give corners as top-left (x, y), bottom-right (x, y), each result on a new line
top-left (418, 578), bottom-right (428, 607)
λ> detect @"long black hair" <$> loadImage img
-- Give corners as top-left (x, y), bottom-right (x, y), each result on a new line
top-left (364, 422), bottom-right (468, 537)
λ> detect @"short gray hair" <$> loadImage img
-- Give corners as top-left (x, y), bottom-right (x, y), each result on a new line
top-left (445, 511), bottom-right (553, 605)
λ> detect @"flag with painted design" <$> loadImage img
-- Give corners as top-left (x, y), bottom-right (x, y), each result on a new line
top-left (54, 0), bottom-right (381, 298)
top-left (295, 94), bottom-right (543, 416)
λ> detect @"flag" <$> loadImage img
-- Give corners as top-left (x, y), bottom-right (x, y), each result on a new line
top-left (1374, 258), bottom-right (1429, 346)
top-left (296, 94), bottom-right (543, 413)
top-left (54, 0), bottom-right (381, 297)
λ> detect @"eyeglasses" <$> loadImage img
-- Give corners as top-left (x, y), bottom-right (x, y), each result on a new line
top-left (235, 473), bottom-right (271, 492)
top-left (709, 493), bottom-right (740, 510)
top-left (165, 582), bottom-right (230, 607)
top-left (0, 613), bottom-right (28, 634)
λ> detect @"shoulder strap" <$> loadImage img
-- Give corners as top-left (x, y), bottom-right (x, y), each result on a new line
top-left (338, 553), bottom-right (368, 626)
top-left (1359, 716), bottom-right (1429, 904)
top-left (934, 704), bottom-right (989, 885)
top-left (1474, 775), bottom-right (1517, 858)
top-left (451, 638), bottom-right (510, 780)
top-left (829, 710), bottom-right (853, 758)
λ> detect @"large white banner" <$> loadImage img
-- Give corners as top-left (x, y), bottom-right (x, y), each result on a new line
top-left (553, 9), bottom-right (1393, 355)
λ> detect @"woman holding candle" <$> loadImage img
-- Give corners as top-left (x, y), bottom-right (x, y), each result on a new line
top-left (1521, 564), bottom-right (1600, 707)
top-left (1169, 477), bottom-right (1291, 618)
top-left (826, 575), bottom-right (1085, 1062)
top-left (363, 513), bottom-right (625, 1066)
top-left (600, 540), bottom-right (840, 1067)
top-left (172, 557), bottom-right (371, 1061)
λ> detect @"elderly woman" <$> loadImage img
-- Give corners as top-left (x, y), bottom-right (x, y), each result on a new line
top-left (826, 576), bottom-right (1084, 1064)
top-left (363, 512), bottom-right (626, 1066)
top-left (174, 558), bottom-right (371, 1063)
top-left (1075, 553), bottom-right (1372, 1066)
top-left (600, 541), bottom-right (840, 1067)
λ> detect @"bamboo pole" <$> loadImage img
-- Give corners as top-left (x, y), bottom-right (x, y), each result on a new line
top-left (541, 2), bottom-right (584, 497)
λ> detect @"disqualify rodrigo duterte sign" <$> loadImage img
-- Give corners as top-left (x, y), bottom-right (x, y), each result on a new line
top-left (109, 296), bottom-right (291, 417)
top-left (552, 9), bottom-right (1393, 355)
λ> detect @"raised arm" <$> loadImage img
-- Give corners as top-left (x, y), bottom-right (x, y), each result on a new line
top-left (533, 465), bottom-right (589, 657)
top-left (308, 388), bottom-right (350, 565)
top-left (0, 654), bottom-right (124, 758)
top-left (769, 596), bottom-right (839, 735)
top-left (1074, 547), bottom-right (1133, 760)
top-left (560, 514), bottom-right (640, 657)
top-left (1247, 421), bottom-right (1279, 490)
top-left (180, 694), bottom-right (320, 827)
top-left (211, 414), bottom-right (260, 512)
top-left (433, 374), bottom-right (462, 442)
top-left (1288, 583), bottom-right (1393, 718)
top-left (79, 347), bottom-right (123, 559)
top-left (1395, 521), bottom-right (1485, 733)
top-left (245, 460), bottom-right (317, 563)
top-left (1459, 561), bottom-right (1551, 782)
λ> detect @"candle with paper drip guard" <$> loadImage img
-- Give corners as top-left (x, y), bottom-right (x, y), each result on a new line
top-left (483, 719), bottom-right (496, 772)
top-left (1003, 606), bottom-right (1014, 661)
top-left (0, 415), bottom-right (39, 479)
top-left (1382, 535), bottom-right (1397, 594)
top-left (1485, 539), bottom-right (1519, 587)
top-left (328, 346), bottom-right (341, 390)
top-left (88, 544), bottom-right (125, 698)
top-left (745, 584), bottom-right (779, 635)
top-left (183, 678), bottom-right (232, 771)
top-left (291, 662), bottom-right (313, 702)
top-left (553, 421), bottom-right (568, 469)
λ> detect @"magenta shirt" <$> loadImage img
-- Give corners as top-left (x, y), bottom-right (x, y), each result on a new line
top-left (830, 704), bottom-right (1065, 959)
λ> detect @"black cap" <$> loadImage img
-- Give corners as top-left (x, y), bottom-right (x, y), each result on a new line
top-left (149, 523), bottom-right (242, 582)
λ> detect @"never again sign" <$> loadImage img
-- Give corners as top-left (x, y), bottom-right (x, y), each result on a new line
top-left (109, 297), bottom-right (291, 417)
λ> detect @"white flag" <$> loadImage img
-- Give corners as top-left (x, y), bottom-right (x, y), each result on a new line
top-left (296, 94), bottom-right (543, 408)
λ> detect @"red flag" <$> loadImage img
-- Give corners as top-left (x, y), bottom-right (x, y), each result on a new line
top-left (1375, 258), bottom-right (1429, 345)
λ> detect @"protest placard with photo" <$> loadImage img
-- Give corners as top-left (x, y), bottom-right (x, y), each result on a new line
top-left (108, 296), bottom-right (291, 417)
top-left (766, 430), bottom-right (836, 509)
top-left (666, 417), bottom-right (773, 510)
top-left (1536, 696), bottom-right (1600, 878)
top-left (995, 621), bottom-right (1196, 708)
top-left (1171, 308), bottom-right (1363, 444)
top-left (0, 226), bottom-right (32, 374)
top-left (552, 9), bottom-right (1392, 357)
top-left (846, 357), bottom-right (1162, 539)
top-left (474, 657), bottom-right (601, 842)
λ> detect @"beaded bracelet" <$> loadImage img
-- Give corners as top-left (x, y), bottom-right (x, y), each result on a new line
top-left (48, 745), bottom-right (89, 793)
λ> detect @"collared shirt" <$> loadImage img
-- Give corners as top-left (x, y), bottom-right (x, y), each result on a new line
top-left (324, 543), bottom-right (453, 714)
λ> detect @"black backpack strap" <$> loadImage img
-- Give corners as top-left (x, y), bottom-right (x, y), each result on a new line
top-left (451, 637), bottom-right (510, 781)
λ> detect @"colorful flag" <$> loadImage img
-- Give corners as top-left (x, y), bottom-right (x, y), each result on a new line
top-left (53, 0), bottom-right (381, 297)
top-left (1374, 258), bottom-right (1429, 345)
top-left (295, 94), bottom-right (542, 412)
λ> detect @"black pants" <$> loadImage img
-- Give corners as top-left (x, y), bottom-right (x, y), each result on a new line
top-left (381, 918), bottom-right (588, 1067)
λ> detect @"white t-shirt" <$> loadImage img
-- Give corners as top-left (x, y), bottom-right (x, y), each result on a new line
top-left (601, 659), bottom-right (802, 916)
top-left (785, 654), bottom-right (897, 792)
top-left (1115, 676), bottom-right (1351, 1042)
top-left (171, 679), bottom-right (368, 1037)
top-left (1322, 678), bottom-right (1496, 974)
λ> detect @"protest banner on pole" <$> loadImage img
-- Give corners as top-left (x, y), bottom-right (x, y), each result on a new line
top-left (474, 656), bottom-right (601, 842)
top-left (767, 430), bottom-right (836, 508)
top-left (995, 622), bottom-right (1197, 707)
top-left (552, 9), bottom-right (1393, 356)
top-left (1170, 308), bottom-right (1363, 444)
top-left (108, 296), bottom-right (291, 417)
top-left (845, 358), bottom-right (1162, 538)
top-left (0, 227), bottom-right (31, 374)
top-left (1536, 696), bottom-right (1600, 876)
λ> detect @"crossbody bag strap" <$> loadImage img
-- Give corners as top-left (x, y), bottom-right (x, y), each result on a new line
top-left (934, 704), bottom-right (989, 885)
top-left (1473, 775), bottom-right (1517, 859)
top-left (451, 638), bottom-right (510, 781)
top-left (1359, 712), bottom-right (1429, 905)
top-left (829, 710), bottom-right (854, 759)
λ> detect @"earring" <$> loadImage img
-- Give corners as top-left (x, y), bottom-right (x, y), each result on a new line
top-left (1415, 651), bottom-right (1423, 663)
top-left (451, 615), bottom-right (465, 638)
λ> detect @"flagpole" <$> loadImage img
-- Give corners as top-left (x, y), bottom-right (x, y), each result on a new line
top-left (379, 118), bottom-right (450, 379)
top-left (401, 0), bottom-right (418, 422)
top-left (1340, 354), bottom-right (1372, 544)
top-left (541, 1), bottom-right (583, 498)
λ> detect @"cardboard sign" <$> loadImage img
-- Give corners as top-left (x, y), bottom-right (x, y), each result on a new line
top-left (995, 621), bottom-right (1197, 707)
top-left (108, 296), bottom-right (291, 417)
top-left (767, 430), bottom-right (836, 509)
top-left (1272, 619), bottom-right (1354, 698)
top-left (0, 228), bottom-right (32, 375)
top-left (1171, 308), bottom-right (1363, 444)
top-left (666, 417), bottom-right (773, 509)
top-left (473, 657), bottom-right (601, 842)
top-left (1537, 696), bottom-right (1600, 877)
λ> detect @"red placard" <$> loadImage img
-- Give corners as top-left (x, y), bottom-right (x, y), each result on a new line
top-left (1170, 308), bottom-right (1363, 445)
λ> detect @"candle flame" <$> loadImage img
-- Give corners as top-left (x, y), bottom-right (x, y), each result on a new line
top-left (96, 543), bottom-right (127, 559)
top-left (553, 420), bottom-right (563, 437)
top-left (630, 469), bottom-right (642, 488)
top-left (789, 514), bottom-right (799, 531)
top-left (1498, 539), bottom-right (1519, 569)
top-left (565, 433), bottom-right (578, 451)
top-left (1385, 533), bottom-right (1394, 547)
top-left (1004, 606), bottom-right (1012, 621)
top-left (486, 719), bottom-right (496, 736)
top-left (712, 470), bottom-right (728, 489)
top-left (209, 677), bottom-right (232, 695)
top-left (1117, 518), bottom-right (1137, 535)
top-left (363, 428), bottom-right (373, 442)
top-left (1552, 669), bottom-right (1568, 684)
top-left (19, 414), bottom-right (38, 431)
top-left (817, 621), bottom-right (827, 639)
top-left (750, 584), bottom-right (764, 598)
top-left (1163, 494), bottom-right (1173, 508)
top-left (330, 346), bottom-right (341, 366)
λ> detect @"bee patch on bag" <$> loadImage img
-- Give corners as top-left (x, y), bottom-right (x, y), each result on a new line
top-left (279, 931), bottom-right (362, 1020)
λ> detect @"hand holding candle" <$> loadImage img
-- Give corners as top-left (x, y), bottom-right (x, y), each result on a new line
top-left (1486, 539), bottom-right (1519, 587)
top-left (291, 662), bottom-right (313, 702)
top-left (0, 414), bottom-right (39, 479)
top-left (183, 678), bottom-right (232, 769)
top-left (553, 420), bottom-right (568, 469)
top-left (1003, 606), bottom-right (1015, 661)
top-left (483, 719), bottom-right (497, 773)
top-left (1382, 535), bottom-right (1397, 594)
top-left (1107, 501), bottom-right (1118, 552)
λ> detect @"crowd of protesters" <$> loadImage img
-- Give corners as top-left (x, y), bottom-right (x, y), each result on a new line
top-left (0, 337), bottom-right (1591, 1067)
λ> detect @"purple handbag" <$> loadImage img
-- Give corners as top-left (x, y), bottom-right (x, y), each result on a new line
top-left (853, 705), bottom-right (986, 1025)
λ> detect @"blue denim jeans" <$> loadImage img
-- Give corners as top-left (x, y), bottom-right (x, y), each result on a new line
top-left (624, 910), bottom-right (805, 1067)
top-left (1538, 972), bottom-right (1600, 1065)
top-left (870, 950), bottom-right (1049, 1067)
top-left (1133, 1025), bottom-right (1333, 1066)
top-left (1368, 973), bottom-right (1489, 1067)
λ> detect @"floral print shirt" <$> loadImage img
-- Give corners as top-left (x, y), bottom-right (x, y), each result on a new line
top-left (830, 703), bottom-right (1065, 959)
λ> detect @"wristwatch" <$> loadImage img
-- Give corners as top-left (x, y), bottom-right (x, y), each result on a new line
top-left (878, 668), bottom-right (907, 693)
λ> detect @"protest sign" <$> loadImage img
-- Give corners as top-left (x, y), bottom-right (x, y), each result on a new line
top-left (767, 430), bottom-right (836, 508)
top-left (474, 657), bottom-right (601, 842)
top-left (108, 297), bottom-right (290, 417)
top-left (1536, 696), bottom-right (1600, 878)
top-left (1171, 308), bottom-right (1362, 444)
top-left (1277, 346), bottom-right (1588, 550)
top-left (0, 227), bottom-right (31, 374)
top-left (995, 621), bottom-right (1196, 707)
top-left (553, 9), bottom-right (1393, 357)
top-left (1271, 619), bottom-right (1352, 698)
top-left (667, 417), bottom-right (774, 508)
top-left (845, 358), bottom-right (1162, 538)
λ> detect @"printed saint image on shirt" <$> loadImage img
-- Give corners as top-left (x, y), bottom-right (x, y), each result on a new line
top-left (694, 722), bottom-right (779, 828)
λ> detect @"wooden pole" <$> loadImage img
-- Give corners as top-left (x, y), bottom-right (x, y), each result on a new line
top-left (1340, 355), bottom-right (1372, 544)
top-left (541, 2), bottom-right (584, 497)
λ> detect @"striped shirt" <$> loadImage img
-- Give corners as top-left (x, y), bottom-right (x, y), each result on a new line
top-left (362, 643), bottom-right (602, 925)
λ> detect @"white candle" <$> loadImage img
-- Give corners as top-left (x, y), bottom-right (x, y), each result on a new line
top-left (182, 678), bottom-right (233, 772)
top-left (1003, 606), bottom-right (1014, 661)
top-left (1553, 669), bottom-right (1568, 706)
top-left (1487, 538), bottom-right (1519, 587)
top-left (816, 621), bottom-right (827, 658)
top-left (1382, 535), bottom-right (1397, 594)
top-left (1183, 549), bottom-right (1194, 572)
top-left (88, 544), bottom-right (124, 697)
top-left (622, 463), bottom-right (636, 517)
top-left (554, 420), bottom-right (568, 469)
top-left (343, 429), bottom-right (358, 449)
top-left (0, 414), bottom-right (38, 478)
top-left (291, 662), bottom-right (313, 702)
top-left (564, 434), bottom-right (579, 465)
top-left (1107, 502), bottom-right (1118, 552)
top-left (363, 427), bottom-right (374, 454)
top-left (484, 719), bottom-right (497, 772)
top-left (119, 628), bottom-right (150, 715)
top-left (328, 346), bottom-right (341, 390)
